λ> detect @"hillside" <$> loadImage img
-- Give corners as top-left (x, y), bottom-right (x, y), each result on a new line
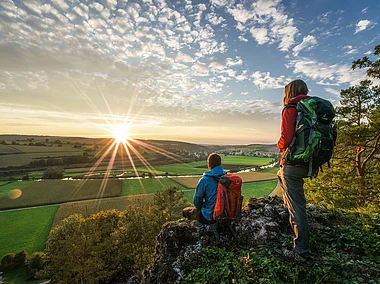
top-left (0, 134), bottom-right (277, 154)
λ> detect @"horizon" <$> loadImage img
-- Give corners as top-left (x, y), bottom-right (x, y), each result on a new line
top-left (1, 0), bottom-right (379, 144)
top-left (0, 133), bottom-right (276, 146)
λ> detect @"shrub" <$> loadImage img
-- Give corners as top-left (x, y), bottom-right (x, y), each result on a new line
top-left (14, 250), bottom-right (27, 267)
top-left (27, 252), bottom-right (46, 280)
top-left (1, 253), bottom-right (15, 269)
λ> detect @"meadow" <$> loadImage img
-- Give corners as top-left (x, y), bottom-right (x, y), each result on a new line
top-left (0, 180), bottom-right (122, 210)
top-left (0, 206), bottom-right (58, 258)
top-left (122, 177), bottom-right (187, 196)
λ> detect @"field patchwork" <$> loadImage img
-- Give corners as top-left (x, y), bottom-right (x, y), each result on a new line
top-left (0, 180), bottom-right (122, 210)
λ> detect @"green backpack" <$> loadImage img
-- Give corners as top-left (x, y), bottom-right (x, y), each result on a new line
top-left (284, 96), bottom-right (337, 177)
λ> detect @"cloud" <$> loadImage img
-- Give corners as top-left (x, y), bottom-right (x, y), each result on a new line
top-left (317, 11), bottom-right (332, 24)
top-left (324, 87), bottom-right (341, 97)
top-left (288, 58), bottom-right (366, 86)
top-left (251, 71), bottom-right (291, 89)
top-left (361, 7), bottom-right (368, 14)
top-left (354, 20), bottom-right (371, 34)
top-left (249, 27), bottom-right (269, 45)
top-left (227, 0), bottom-right (298, 51)
top-left (293, 35), bottom-right (317, 56)
top-left (343, 45), bottom-right (358, 55)
top-left (238, 35), bottom-right (248, 42)
top-left (175, 51), bottom-right (194, 63)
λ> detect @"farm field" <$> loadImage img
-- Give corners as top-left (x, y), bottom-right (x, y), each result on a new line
top-left (0, 180), bottom-right (34, 198)
top-left (0, 205), bottom-right (58, 259)
top-left (53, 195), bottom-right (156, 227)
top-left (0, 180), bottom-right (122, 210)
top-left (122, 178), bottom-right (187, 196)
top-left (0, 151), bottom-right (85, 168)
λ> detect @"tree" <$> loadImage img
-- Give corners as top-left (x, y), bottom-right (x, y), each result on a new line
top-left (41, 207), bottom-right (163, 283)
top-left (337, 80), bottom-right (379, 199)
top-left (306, 46), bottom-right (380, 210)
top-left (152, 186), bottom-right (191, 221)
top-left (42, 167), bottom-right (65, 179)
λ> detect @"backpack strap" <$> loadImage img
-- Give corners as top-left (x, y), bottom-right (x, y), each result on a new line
top-left (209, 176), bottom-right (220, 182)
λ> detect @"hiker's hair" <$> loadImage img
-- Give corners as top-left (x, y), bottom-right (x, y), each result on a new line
top-left (284, 79), bottom-right (308, 106)
top-left (208, 153), bottom-right (222, 169)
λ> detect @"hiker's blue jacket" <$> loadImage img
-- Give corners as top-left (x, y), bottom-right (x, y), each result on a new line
top-left (193, 165), bottom-right (226, 220)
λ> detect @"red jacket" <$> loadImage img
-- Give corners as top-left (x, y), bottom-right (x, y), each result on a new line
top-left (277, 94), bottom-right (309, 164)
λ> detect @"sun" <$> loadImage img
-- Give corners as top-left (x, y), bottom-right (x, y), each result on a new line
top-left (112, 123), bottom-right (129, 143)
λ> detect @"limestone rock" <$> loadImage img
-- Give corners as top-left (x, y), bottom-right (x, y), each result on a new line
top-left (141, 196), bottom-right (289, 284)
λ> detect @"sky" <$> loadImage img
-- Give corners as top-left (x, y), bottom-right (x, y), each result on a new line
top-left (0, 0), bottom-right (379, 145)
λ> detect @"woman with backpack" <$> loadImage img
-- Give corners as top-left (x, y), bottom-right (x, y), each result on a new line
top-left (277, 79), bottom-right (315, 267)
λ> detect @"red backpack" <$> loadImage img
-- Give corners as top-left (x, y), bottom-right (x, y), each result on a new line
top-left (213, 174), bottom-right (243, 222)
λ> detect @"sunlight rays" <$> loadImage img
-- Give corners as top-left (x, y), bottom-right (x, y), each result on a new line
top-left (68, 82), bottom-right (187, 207)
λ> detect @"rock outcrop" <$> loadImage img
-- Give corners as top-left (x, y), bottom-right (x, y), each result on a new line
top-left (141, 196), bottom-right (290, 283)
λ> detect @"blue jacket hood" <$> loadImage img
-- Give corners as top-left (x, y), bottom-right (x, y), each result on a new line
top-left (203, 165), bottom-right (226, 178)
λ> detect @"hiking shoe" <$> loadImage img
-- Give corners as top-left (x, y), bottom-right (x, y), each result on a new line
top-left (282, 249), bottom-right (315, 268)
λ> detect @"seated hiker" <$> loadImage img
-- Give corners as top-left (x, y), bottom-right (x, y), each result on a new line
top-left (183, 153), bottom-right (226, 225)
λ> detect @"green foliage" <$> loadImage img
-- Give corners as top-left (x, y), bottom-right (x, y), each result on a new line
top-left (1, 253), bottom-right (15, 270)
top-left (42, 167), bottom-right (65, 179)
top-left (182, 248), bottom-right (251, 283)
top-left (28, 252), bottom-right (46, 280)
top-left (152, 186), bottom-right (191, 221)
top-left (306, 46), bottom-right (380, 211)
top-left (41, 204), bottom-right (165, 283)
top-left (13, 250), bottom-right (27, 267)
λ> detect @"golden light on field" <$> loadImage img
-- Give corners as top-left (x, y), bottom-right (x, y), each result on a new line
top-left (8, 189), bottom-right (22, 199)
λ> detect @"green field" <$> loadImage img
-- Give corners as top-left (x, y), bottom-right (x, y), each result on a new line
top-left (122, 178), bottom-right (187, 196)
top-left (0, 180), bottom-right (122, 210)
top-left (0, 206), bottom-right (58, 258)
top-left (221, 155), bottom-right (273, 166)
top-left (0, 181), bottom-right (35, 198)
top-left (131, 156), bottom-right (274, 176)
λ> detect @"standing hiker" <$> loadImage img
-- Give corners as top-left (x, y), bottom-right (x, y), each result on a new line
top-left (277, 79), bottom-right (315, 267)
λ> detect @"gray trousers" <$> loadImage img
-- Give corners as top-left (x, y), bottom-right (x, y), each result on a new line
top-left (277, 165), bottom-right (310, 256)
